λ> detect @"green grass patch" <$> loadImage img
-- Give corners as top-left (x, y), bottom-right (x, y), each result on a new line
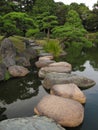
top-left (43, 39), bottom-right (63, 57)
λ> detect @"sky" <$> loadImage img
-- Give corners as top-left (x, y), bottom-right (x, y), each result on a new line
top-left (54, 0), bottom-right (97, 10)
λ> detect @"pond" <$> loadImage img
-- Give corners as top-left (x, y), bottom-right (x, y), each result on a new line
top-left (0, 47), bottom-right (98, 130)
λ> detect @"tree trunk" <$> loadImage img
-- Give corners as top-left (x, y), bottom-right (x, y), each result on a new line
top-left (47, 28), bottom-right (50, 41)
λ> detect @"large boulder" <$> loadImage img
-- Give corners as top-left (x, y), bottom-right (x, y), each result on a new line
top-left (43, 72), bottom-right (96, 89)
top-left (0, 38), bottom-right (16, 58)
top-left (34, 95), bottom-right (84, 127)
top-left (8, 65), bottom-right (29, 77)
top-left (0, 63), bottom-right (7, 81)
top-left (50, 83), bottom-right (86, 104)
top-left (0, 116), bottom-right (65, 130)
top-left (35, 60), bottom-right (55, 68)
top-left (39, 63), bottom-right (72, 78)
top-left (0, 38), bottom-right (16, 67)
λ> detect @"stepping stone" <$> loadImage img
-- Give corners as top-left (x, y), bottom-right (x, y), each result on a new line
top-left (34, 95), bottom-right (84, 127)
top-left (39, 63), bottom-right (72, 78)
top-left (42, 72), bottom-right (96, 89)
top-left (50, 83), bottom-right (86, 104)
top-left (0, 116), bottom-right (65, 130)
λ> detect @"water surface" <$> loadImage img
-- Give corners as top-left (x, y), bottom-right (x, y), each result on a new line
top-left (0, 47), bottom-right (98, 130)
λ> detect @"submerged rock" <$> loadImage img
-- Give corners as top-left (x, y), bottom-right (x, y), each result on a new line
top-left (43, 72), bottom-right (96, 89)
top-left (8, 65), bottom-right (29, 77)
top-left (0, 116), bottom-right (65, 130)
top-left (34, 95), bottom-right (84, 127)
top-left (50, 83), bottom-right (86, 104)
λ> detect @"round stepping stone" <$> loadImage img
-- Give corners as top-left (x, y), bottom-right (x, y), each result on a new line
top-left (34, 95), bottom-right (84, 127)
top-left (50, 83), bottom-right (86, 104)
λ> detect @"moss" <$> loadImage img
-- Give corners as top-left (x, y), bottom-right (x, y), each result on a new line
top-left (9, 36), bottom-right (25, 52)
top-left (4, 71), bottom-right (11, 80)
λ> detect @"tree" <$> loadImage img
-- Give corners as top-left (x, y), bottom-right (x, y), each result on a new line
top-left (2, 12), bottom-right (37, 37)
top-left (54, 2), bottom-right (69, 25)
top-left (32, 0), bottom-right (55, 15)
top-left (36, 12), bottom-right (58, 40)
top-left (52, 10), bottom-right (92, 49)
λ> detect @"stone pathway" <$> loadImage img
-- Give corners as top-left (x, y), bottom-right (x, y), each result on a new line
top-left (34, 47), bottom-right (96, 127)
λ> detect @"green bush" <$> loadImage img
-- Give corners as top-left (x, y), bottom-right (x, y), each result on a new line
top-left (26, 28), bottom-right (39, 37)
top-left (44, 40), bottom-right (63, 57)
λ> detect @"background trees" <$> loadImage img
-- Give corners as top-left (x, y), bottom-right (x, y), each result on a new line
top-left (52, 10), bottom-right (92, 49)
top-left (0, 0), bottom-right (98, 48)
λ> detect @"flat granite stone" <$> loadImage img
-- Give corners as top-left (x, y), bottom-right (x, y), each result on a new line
top-left (0, 116), bottom-right (65, 130)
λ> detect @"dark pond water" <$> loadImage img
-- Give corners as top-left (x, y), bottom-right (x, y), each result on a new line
top-left (0, 47), bottom-right (98, 130)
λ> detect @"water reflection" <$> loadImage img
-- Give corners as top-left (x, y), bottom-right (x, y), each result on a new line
top-left (0, 72), bottom-right (40, 104)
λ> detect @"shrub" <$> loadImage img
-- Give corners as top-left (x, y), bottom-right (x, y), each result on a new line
top-left (26, 28), bottom-right (39, 37)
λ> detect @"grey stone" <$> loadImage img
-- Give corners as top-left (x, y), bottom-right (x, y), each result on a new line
top-left (0, 38), bottom-right (16, 58)
top-left (3, 56), bottom-right (16, 68)
top-left (39, 52), bottom-right (53, 57)
top-left (43, 72), bottom-right (96, 89)
top-left (16, 57), bottom-right (30, 67)
top-left (0, 116), bottom-right (65, 130)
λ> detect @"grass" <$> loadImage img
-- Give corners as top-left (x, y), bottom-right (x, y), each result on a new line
top-left (43, 39), bottom-right (63, 57)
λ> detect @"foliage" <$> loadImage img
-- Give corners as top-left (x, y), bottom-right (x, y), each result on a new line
top-left (26, 29), bottom-right (39, 37)
top-left (44, 39), bottom-right (63, 57)
top-left (52, 10), bottom-right (92, 49)
top-left (4, 71), bottom-right (11, 80)
top-left (32, 0), bottom-right (55, 15)
top-left (1, 12), bottom-right (37, 37)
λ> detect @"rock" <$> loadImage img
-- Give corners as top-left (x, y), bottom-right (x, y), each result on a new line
top-left (3, 56), bottom-right (16, 68)
top-left (0, 116), bottom-right (65, 130)
top-left (16, 57), bottom-right (31, 67)
top-left (50, 83), bottom-right (86, 104)
top-left (39, 55), bottom-right (54, 60)
top-left (35, 60), bottom-right (55, 68)
top-left (33, 46), bottom-right (43, 51)
top-left (0, 63), bottom-right (7, 81)
top-left (0, 38), bottom-right (16, 67)
top-left (23, 47), bottom-right (37, 59)
top-left (49, 61), bottom-right (72, 68)
top-left (0, 38), bottom-right (16, 58)
top-left (39, 65), bottom-right (71, 78)
top-left (39, 52), bottom-right (53, 57)
top-left (43, 72), bottom-right (96, 89)
top-left (34, 95), bottom-right (84, 127)
top-left (8, 65), bottom-right (29, 77)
